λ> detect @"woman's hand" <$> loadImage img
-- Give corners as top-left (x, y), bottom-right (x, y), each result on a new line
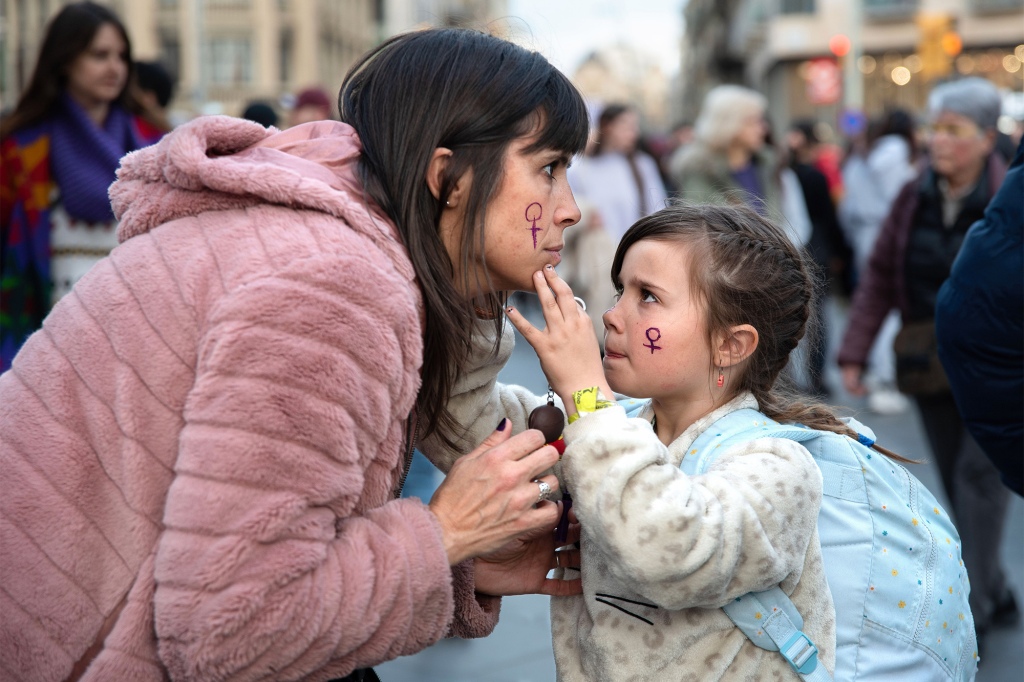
top-left (505, 266), bottom-right (613, 413)
top-left (429, 421), bottom-right (562, 566)
top-left (474, 511), bottom-right (582, 597)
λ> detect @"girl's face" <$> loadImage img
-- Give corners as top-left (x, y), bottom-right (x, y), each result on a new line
top-left (602, 239), bottom-right (717, 408)
top-left (460, 134), bottom-right (581, 294)
top-left (66, 23), bottom-right (128, 109)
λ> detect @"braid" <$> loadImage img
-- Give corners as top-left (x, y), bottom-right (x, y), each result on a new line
top-left (614, 202), bottom-right (915, 464)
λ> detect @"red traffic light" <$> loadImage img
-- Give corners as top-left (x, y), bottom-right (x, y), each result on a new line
top-left (829, 34), bottom-right (851, 58)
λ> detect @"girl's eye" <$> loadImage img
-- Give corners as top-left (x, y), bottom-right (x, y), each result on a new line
top-left (640, 289), bottom-right (657, 303)
top-left (542, 163), bottom-right (556, 178)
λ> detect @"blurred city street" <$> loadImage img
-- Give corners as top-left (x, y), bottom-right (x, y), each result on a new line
top-left (379, 296), bottom-right (1023, 682)
top-left (3, 3), bottom-right (1022, 681)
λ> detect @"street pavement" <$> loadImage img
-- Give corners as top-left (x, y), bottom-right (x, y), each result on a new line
top-left (378, 297), bottom-right (1023, 681)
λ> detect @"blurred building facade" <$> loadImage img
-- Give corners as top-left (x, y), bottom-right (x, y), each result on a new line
top-left (572, 44), bottom-right (672, 132)
top-left (682, 0), bottom-right (1023, 132)
top-left (1, 0), bottom-right (508, 120)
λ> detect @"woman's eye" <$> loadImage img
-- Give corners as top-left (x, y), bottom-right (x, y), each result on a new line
top-left (640, 289), bottom-right (657, 303)
top-left (542, 163), bottom-right (556, 178)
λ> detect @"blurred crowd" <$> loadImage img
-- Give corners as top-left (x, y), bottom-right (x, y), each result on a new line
top-left (2, 0), bottom-right (1021, 656)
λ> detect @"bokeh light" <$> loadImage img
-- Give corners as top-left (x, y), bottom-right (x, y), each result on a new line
top-left (858, 55), bottom-right (876, 74)
top-left (891, 66), bottom-right (911, 85)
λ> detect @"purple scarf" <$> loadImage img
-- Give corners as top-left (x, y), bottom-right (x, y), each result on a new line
top-left (49, 92), bottom-right (143, 223)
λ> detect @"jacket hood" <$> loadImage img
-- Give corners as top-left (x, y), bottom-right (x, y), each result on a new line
top-left (110, 116), bottom-right (409, 273)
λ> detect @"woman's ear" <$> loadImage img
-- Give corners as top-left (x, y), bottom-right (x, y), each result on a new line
top-left (716, 324), bottom-right (759, 368)
top-left (425, 147), bottom-right (453, 202)
top-left (426, 147), bottom-right (471, 209)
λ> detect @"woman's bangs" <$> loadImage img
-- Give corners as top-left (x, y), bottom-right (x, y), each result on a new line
top-left (523, 73), bottom-right (589, 157)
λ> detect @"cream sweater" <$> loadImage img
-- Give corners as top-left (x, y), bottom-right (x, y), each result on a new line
top-left (422, 325), bottom-right (836, 681)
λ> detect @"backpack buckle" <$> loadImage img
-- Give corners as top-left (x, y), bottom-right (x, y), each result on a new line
top-left (781, 631), bottom-right (820, 674)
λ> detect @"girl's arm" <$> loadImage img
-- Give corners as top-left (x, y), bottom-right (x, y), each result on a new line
top-left (562, 405), bottom-right (823, 609)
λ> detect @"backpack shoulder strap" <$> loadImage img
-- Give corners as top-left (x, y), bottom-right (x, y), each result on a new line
top-left (722, 587), bottom-right (832, 681)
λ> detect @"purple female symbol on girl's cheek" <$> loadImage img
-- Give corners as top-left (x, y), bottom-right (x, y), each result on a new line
top-left (644, 327), bottom-right (662, 353)
top-left (525, 202), bottom-right (543, 249)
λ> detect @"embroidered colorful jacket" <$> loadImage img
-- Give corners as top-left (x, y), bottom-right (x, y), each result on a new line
top-left (0, 115), bottom-right (162, 370)
top-left (0, 123), bottom-right (53, 369)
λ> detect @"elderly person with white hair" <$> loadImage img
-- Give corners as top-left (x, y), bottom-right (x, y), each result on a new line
top-left (669, 85), bottom-right (810, 244)
top-left (670, 86), bottom-right (773, 209)
top-left (838, 77), bottom-right (1016, 650)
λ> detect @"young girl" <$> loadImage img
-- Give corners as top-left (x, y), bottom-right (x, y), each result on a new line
top-left (517, 202), bottom-right (843, 680)
top-left (421, 202), bottom-right (836, 679)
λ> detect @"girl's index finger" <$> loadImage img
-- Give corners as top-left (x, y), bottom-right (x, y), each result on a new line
top-left (533, 268), bottom-right (565, 327)
top-left (543, 266), bottom-right (584, 320)
top-left (504, 304), bottom-right (540, 342)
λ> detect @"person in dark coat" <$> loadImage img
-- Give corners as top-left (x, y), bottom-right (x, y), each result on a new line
top-left (936, 138), bottom-right (1023, 497)
top-left (786, 120), bottom-right (853, 397)
top-left (837, 77), bottom-right (1017, 643)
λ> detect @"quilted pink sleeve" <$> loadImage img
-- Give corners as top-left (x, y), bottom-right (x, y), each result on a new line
top-left (152, 249), bottom-right (459, 680)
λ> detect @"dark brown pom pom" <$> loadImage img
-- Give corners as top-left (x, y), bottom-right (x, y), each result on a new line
top-left (528, 404), bottom-right (565, 443)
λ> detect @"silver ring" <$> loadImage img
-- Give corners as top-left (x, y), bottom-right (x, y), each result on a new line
top-left (536, 479), bottom-right (553, 503)
top-left (573, 296), bottom-right (587, 312)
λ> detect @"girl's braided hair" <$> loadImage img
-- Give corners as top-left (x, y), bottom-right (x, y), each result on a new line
top-left (611, 202), bottom-right (910, 462)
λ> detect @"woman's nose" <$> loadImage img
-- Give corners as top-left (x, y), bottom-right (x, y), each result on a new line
top-left (555, 187), bottom-right (582, 228)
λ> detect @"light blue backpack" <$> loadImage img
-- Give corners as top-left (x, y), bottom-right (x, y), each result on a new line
top-left (625, 402), bottom-right (978, 681)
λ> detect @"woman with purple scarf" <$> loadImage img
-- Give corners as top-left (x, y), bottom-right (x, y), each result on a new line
top-left (0, 2), bottom-right (162, 370)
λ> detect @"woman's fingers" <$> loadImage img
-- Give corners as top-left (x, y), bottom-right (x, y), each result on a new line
top-left (430, 429), bottom-right (565, 565)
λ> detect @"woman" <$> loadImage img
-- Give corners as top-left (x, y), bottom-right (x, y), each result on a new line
top-left (568, 104), bottom-right (667, 242)
top-left (837, 77), bottom-right (1016, 648)
top-left (670, 85), bottom-right (779, 215)
top-left (0, 28), bottom-right (588, 681)
top-left (0, 1), bottom-right (163, 369)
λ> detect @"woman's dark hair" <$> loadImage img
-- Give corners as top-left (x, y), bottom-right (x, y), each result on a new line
top-left (611, 203), bottom-right (911, 462)
top-left (877, 108), bottom-right (918, 161)
top-left (1, 1), bottom-right (140, 138)
top-left (591, 104), bottom-right (632, 157)
top-left (339, 28), bottom-right (589, 447)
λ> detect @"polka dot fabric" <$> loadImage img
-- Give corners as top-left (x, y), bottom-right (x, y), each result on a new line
top-left (667, 405), bottom-right (978, 681)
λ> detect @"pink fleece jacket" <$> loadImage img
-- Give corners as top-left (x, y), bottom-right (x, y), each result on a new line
top-left (0, 115), bottom-right (499, 682)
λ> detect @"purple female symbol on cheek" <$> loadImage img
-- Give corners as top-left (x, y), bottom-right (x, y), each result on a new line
top-left (525, 202), bottom-right (543, 249)
top-left (644, 327), bottom-right (662, 354)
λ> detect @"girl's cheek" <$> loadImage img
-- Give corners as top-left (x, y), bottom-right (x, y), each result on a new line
top-left (642, 327), bottom-right (662, 354)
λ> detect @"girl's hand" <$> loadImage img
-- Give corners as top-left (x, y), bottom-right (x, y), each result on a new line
top-left (506, 266), bottom-right (613, 414)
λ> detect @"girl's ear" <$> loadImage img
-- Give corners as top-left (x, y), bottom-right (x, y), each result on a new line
top-left (716, 324), bottom-right (758, 368)
top-left (425, 147), bottom-right (470, 208)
